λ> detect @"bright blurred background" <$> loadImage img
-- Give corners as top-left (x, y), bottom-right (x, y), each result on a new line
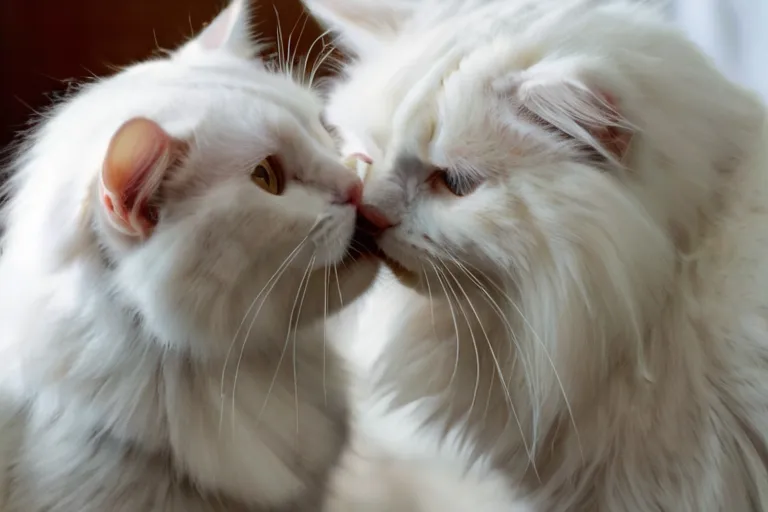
top-left (672, 0), bottom-right (767, 102)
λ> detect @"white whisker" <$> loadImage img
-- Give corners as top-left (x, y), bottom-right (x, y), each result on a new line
top-left (293, 253), bottom-right (316, 434)
top-left (303, 28), bottom-right (333, 86)
top-left (426, 259), bottom-right (461, 390)
top-left (333, 261), bottom-right (344, 309)
top-left (439, 259), bottom-right (538, 478)
top-left (430, 260), bottom-right (480, 420)
top-left (323, 262), bottom-right (329, 405)
top-left (453, 256), bottom-right (583, 462)
top-left (255, 251), bottom-right (315, 427)
top-left (219, 236), bottom-right (307, 433)
top-left (272, 5), bottom-right (285, 73)
top-left (421, 264), bottom-right (439, 343)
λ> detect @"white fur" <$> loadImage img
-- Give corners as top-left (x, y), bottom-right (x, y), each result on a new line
top-left (307, 0), bottom-right (768, 510)
top-left (0, 1), bottom-right (379, 510)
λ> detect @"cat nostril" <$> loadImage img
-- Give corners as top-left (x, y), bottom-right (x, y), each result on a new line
top-left (357, 204), bottom-right (394, 233)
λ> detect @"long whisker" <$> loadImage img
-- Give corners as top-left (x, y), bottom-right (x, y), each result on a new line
top-left (229, 243), bottom-right (303, 431)
top-left (421, 264), bottom-right (439, 343)
top-left (309, 41), bottom-right (338, 88)
top-left (293, 252), bottom-right (316, 434)
top-left (426, 259), bottom-right (461, 391)
top-left (256, 251), bottom-right (315, 426)
top-left (219, 237), bottom-right (307, 433)
top-left (285, 11), bottom-right (306, 79)
top-left (220, 215), bottom-right (327, 369)
top-left (452, 256), bottom-right (583, 462)
top-left (444, 255), bottom-right (537, 437)
top-left (430, 260), bottom-right (480, 419)
top-left (273, 5), bottom-right (285, 73)
top-left (323, 261), bottom-right (329, 405)
top-left (224, 216), bottom-right (327, 429)
top-left (505, 288), bottom-right (584, 462)
top-left (442, 256), bottom-right (534, 396)
top-left (303, 29), bottom-right (333, 85)
top-left (333, 261), bottom-right (344, 309)
top-left (439, 260), bottom-right (538, 478)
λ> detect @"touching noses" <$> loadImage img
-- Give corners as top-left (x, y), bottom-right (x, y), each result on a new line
top-left (342, 180), bottom-right (363, 207)
top-left (356, 203), bottom-right (395, 236)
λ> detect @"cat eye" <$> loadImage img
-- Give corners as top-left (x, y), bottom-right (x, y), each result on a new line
top-left (430, 170), bottom-right (481, 197)
top-left (251, 156), bottom-right (284, 195)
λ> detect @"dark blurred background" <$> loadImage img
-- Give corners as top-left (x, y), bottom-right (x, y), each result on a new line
top-left (0, 0), bottom-right (330, 155)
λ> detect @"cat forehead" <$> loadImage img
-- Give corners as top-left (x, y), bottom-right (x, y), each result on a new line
top-left (104, 59), bottom-right (323, 135)
top-left (327, 0), bottom-right (664, 135)
top-left (328, 36), bottom-right (534, 164)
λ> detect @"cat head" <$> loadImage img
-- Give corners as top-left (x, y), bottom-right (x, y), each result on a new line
top-left (307, 0), bottom-right (766, 383)
top-left (3, 0), bottom-right (377, 358)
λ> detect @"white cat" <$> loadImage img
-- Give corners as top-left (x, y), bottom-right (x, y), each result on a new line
top-left (306, 0), bottom-right (768, 510)
top-left (0, 1), bottom-right (379, 510)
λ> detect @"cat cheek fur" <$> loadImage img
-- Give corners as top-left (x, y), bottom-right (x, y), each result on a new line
top-left (308, 0), bottom-right (768, 510)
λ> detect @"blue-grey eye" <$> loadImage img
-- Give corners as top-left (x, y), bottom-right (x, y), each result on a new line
top-left (432, 170), bottom-right (481, 197)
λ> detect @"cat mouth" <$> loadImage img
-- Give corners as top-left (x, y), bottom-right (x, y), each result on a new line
top-left (344, 215), bottom-right (380, 263)
top-left (348, 214), bottom-right (418, 285)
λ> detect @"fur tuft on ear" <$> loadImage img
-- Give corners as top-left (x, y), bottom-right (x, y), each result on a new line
top-left (99, 118), bottom-right (186, 240)
top-left (497, 65), bottom-right (635, 167)
top-left (303, 0), bottom-right (416, 57)
top-left (178, 0), bottom-right (259, 60)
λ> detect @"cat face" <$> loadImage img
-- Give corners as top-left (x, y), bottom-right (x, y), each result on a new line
top-left (307, 0), bottom-right (764, 340)
top-left (3, 0), bottom-right (377, 356)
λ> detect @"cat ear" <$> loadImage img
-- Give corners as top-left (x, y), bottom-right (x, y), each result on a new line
top-left (179, 0), bottom-right (258, 59)
top-left (99, 118), bottom-right (185, 240)
top-left (302, 0), bottom-right (416, 57)
top-left (497, 67), bottom-right (634, 165)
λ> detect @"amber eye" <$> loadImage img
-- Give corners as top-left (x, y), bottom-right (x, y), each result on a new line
top-left (251, 155), bottom-right (284, 195)
top-left (430, 169), bottom-right (481, 197)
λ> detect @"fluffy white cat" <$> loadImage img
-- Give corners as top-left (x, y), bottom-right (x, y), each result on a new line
top-left (306, 0), bottom-right (768, 510)
top-left (0, 1), bottom-right (379, 509)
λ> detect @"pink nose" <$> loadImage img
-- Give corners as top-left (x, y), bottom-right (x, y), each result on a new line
top-left (357, 204), bottom-right (395, 233)
top-left (342, 181), bottom-right (363, 206)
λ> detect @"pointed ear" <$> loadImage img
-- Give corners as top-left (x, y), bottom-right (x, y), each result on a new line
top-left (179, 0), bottom-right (258, 59)
top-left (99, 118), bottom-right (186, 240)
top-left (497, 65), bottom-right (635, 166)
top-left (303, 0), bottom-right (416, 57)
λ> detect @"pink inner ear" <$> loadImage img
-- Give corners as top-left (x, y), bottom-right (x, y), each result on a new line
top-left (591, 92), bottom-right (632, 159)
top-left (515, 78), bottom-right (633, 164)
top-left (199, 18), bottom-right (232, 50)
top-left (100, 118), bottom-right (176, 239)
top-left (196, 0), bottom-right (243, 51)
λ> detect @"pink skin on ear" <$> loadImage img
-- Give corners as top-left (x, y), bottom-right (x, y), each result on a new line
top-left (99, 117), bottom-right (180, 239)
top-left (588, 91), bottom-right (632, 159)
top-left (499, 72), bottom-right (633, 162)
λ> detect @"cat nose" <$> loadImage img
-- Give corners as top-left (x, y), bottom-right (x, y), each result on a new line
top-left (332, 179), bottom-right (363, 206)
top-left (343, 181), bottom-right (363, 206)
top-left (357, 204), bottom-right (395, 234)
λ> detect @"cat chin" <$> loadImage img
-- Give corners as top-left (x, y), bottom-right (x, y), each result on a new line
top-left (381, 257), bottom-right (420, 290)
top-left (369, 239), bottom-right (422, 291)
top-left (306, 256), bottom-right (381, 315)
